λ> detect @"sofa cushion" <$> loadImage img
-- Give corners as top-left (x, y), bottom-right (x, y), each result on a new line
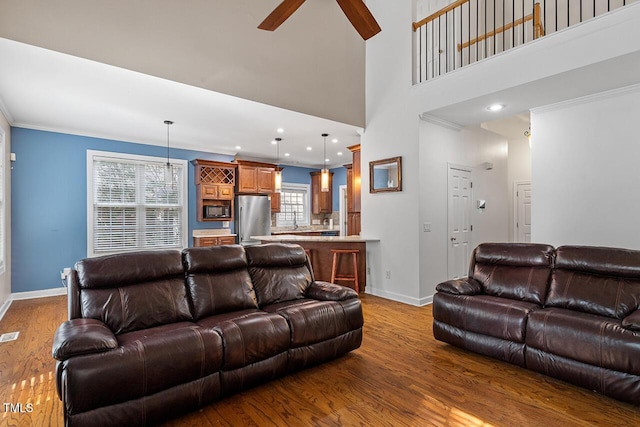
top-left (471, 243), bottom-right (554, 305)
top-left (433, 292), bottom-right (539, 343)
top-left (546, 246), bottom-right (640, 319)
top-left (198, 310), bottom-right (290, 371)
top-left (262, 299), bottom-right (364, 347)
top-left (526, 307), bottom-right (640, 376)
top-left (245, 244), bottom-right (313, 306)
top-left (182, 246), bottom-right (258, 320)
top-left (62, 324), bottom-right (222, 415)
top-left (76, 250), bottom-right (191, 335)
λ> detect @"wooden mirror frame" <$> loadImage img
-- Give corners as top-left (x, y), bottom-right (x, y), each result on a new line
top-left (369, 156), bottom-right (402, 193)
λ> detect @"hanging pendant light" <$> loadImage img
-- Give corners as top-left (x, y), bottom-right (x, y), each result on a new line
top-left (320, 133), bottom-right (329, 192)
top-left (164, 120), bottom-right (174, 187)
top-left (274, 137), bottom-right (282, 192)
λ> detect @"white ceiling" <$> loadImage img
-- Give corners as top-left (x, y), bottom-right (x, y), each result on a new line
top-left (0, 37), bottom-right (363, 168)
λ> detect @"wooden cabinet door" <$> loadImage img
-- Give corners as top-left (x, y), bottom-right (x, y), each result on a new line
top-left (238, 166), bottom-right (258, 193)
top-left (270, 192), bottom-right (281, 213)
top-left (194, 237), bottom-right (218, 247)
top-left (310, 171), bottom-right (333, 214)
top-left (217, 236), bottom-right (236, 245)
top-left (345, 165), bottom-right (354, 213)
top-left (351, 146), bottom-right (361, 212)
top-left (201, 184), bottom-right (218, 199)
top-left (257, 167), bottom-right (275, 192)
top-left (217, 185), bottom-right (234, 200)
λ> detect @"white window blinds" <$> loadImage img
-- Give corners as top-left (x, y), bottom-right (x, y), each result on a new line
top-left (276, 183), bottom-right (310, 227)
top-left (88, 151), bottom-right (188, 256)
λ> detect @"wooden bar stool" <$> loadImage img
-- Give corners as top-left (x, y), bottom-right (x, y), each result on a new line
top-left (304, 249), bottom-right (312, 268)
top-left (330, 249), bottom-right (359, 292)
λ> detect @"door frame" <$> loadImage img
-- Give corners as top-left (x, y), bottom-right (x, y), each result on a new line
top-left (339, 185), bottom-right (347, 236)
top-left (512, 180), bottom-right (531, 243)
top-left (447, 163), bottom-right (473, 279)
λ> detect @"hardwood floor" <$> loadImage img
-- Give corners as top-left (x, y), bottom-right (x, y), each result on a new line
top-left (1, 294), bottom-right (639, 426)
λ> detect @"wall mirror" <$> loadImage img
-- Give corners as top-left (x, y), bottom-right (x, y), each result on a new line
top-left (369, 156), bottom-right (402, 193)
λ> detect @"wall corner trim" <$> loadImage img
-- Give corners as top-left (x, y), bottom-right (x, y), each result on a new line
top-left (419, 114), bottom-right (464, 131)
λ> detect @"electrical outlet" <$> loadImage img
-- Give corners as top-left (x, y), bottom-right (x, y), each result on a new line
top-left (60, 267), bottom-right (71, 280)
top-left (423, 222), bottom-right (431, 232)
top-left (385, 270), bottom-right (391, 280)
top-left (367, 267), bottom-right (371, 274)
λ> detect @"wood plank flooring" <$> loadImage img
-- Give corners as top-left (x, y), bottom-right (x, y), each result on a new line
top-left (1, 294), bottom-right (639, 426)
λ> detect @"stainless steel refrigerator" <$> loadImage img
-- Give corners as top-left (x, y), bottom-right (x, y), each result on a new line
top-left (236, 195), bottom-right (271, 246)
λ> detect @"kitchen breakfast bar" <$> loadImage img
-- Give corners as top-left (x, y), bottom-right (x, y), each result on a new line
top-left (253, 235), bottom-right (379, 293)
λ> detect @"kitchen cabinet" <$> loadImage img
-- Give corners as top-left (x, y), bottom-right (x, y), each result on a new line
top-left (346, 144), bottom-right (361, 235)
top-left (191, 159), bottom-right (236, 222)
top-left (235, 160), bottom-right (276, 193)
top-left (310, 171), bottom-right (333, 214)
top-left (193, 235), bottom-right (236, 247)
top-left (270, 192), bottom-right (281, 213)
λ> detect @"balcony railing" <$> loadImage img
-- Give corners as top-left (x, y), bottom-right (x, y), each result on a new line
top-left (413, 0), bottom-right (637, 84)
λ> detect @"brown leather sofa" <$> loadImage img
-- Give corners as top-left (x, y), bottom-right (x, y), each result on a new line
top-left (52, 243), bottom-right (363, 426)
top-left (433, 243), bottom-right (640, 404)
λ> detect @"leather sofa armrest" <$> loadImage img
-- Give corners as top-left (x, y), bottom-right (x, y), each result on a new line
top-left (306, 281), bottom-right (359, 301)
top-left (436, 277), bottom-right (482, 295)
top-left (622, 310), bottom-right (640, 331)
top-left (52, 318), bottom-right (118, 361)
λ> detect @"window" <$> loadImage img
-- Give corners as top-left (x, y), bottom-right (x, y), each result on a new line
top-left (87, 150), bottom-right (188, 257)
top-left (276, 183), bottom-right (310, 227)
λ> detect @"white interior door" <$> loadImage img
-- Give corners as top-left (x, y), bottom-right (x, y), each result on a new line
top-left (448, 165), bottom-right (472, 279)
top-left (515, 182), bottom-right (532, 242)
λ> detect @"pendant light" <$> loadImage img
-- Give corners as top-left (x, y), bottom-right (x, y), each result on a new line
top-left (274, 137), bottom-right (282, 192)
top-left (320, 133), bottom-right (329, 192)
top-left (164, 120), bottom-right (173, 187)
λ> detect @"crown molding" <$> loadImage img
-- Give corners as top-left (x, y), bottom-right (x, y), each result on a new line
top-left (531, 83), bottom-right (640, 115)
top-left (418, 113), bottom-right (464, 131)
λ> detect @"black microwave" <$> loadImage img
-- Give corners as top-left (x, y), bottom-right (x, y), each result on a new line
top-left (203, 204), bottom-right (231, 219)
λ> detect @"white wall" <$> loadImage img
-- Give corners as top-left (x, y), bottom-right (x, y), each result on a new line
top-left (507, 137), bottom-right (532, 241)
top-left (418, 121), bottom-right (509, 298)
top-left (0, 110), bottom-right (11, 313)
top-left (363, 0), bottom-right (514, 305)
top-left (531, 85), bottom-right (640, 249)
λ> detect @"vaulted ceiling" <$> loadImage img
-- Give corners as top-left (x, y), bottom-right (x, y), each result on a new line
top-left (0, 0), bottom-right (367, 167)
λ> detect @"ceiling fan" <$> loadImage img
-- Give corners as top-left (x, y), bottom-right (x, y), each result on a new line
top-left (258, 0), bottom-right (381, 40)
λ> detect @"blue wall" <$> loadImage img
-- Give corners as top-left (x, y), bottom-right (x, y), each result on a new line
top-left (10, 127), bottom-right (346, 292)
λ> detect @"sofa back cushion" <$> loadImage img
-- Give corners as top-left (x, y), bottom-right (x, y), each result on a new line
top-left (75, 250), bottom-right (191, 335)
top-left (471, 243), bottom-right (555, 305)
top-left (182, 245), bottom-right (258, 320)
top-left (245, 243), bottom-right (312, 306)
top-left (546, 245), bottom-right (640, 319)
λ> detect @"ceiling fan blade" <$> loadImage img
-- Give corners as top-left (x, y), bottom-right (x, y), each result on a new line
top-left (335, 0), bottom-right (381, 40)
top-left (258, 0), bottom-right (306, 31)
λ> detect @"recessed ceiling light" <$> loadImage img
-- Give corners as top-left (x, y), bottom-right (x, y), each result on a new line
top-left (487, 104), bottom-right (505, 112)
top-left (325, 158), bottom-right (330, 162)
top-left (332, 138), bottom-right (338, 143)
top-left (277, 128), bottom-right (284, 133)
top-left (337, 152), bottom-right (343, 156)
top-left (271, 139), bottom-right (277, 145)
top-left (284, 153), bottom-right (290, 157)
top-left (235, 146), bottom-right (241, 150)
top-left (306, 147), bottom-right (312, 151)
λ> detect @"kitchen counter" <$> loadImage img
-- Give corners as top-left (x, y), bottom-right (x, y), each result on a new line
top-left (192, 229), bottom-right (236, 238)
top-left (253, 235), bottom-right (377, 242)
top-left (254, 235), bottom-right (378, 293)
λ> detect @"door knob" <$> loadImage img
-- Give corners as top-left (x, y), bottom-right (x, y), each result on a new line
top-left (450, 237), bottom-right (457, 241)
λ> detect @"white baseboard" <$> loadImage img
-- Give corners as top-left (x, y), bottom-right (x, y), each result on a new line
top-left (365, 288), bottom-right (433, 307)
top-left (11, 287), bottom-right (67, 301)
top-left (0, 298), bottom-right (12, 322)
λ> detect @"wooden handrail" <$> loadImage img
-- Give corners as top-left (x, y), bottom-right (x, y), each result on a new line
top-left (412, 0), bottom-right (470, 31)
top-left (456, 3), bottom-right (544, 51)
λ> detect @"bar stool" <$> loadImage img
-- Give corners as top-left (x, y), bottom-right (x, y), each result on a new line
top-left (304, 249), bottom-right (312, 269)
top-left (330, 249), bottom-right (359, 293)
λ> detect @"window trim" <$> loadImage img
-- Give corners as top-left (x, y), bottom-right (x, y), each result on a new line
top-left (86, 150), bottom-right (188, 257)
top-left (276, 182), bottom-right (310, 227)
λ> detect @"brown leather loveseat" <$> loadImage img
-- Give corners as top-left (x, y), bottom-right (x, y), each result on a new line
top-left (433, 243), bottom-right (640, 404)
top-left (52, 243), bottom-right (363, 426)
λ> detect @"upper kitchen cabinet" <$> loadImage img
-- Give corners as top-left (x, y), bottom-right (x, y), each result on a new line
top-left (346, 144), bottom-right (361, 235)
top-left (235, 160), bottom-right (276, 193)
top-left (310, 171), bottom-right (333, 214)
top-left (191, 159), bottom-right (236, 222)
